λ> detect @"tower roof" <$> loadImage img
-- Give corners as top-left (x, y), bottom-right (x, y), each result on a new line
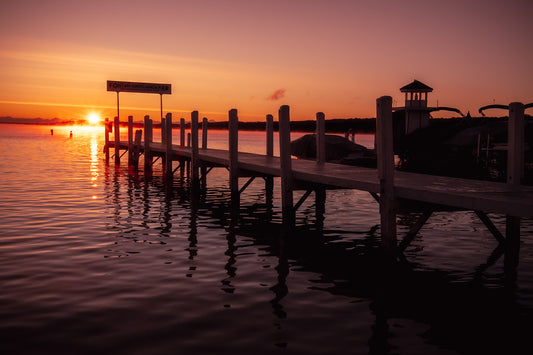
top-left (400, 80), bottom-right (433, 93)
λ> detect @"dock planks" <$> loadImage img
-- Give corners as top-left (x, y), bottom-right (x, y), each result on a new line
top-left (107, 140), bottom-right (533, 218)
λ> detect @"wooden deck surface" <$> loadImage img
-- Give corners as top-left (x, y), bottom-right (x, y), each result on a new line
top-left (110, 140), bottom-right (533, 218)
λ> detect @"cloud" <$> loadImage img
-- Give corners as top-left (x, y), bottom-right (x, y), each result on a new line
top-left (267, 88), bottom-right (286, 101)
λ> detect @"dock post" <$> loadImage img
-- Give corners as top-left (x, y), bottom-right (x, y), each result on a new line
top-left (114, 116), bottom-right (120, 165)
top-left (279, 105), bottom-right (295, 226)
top-left (376, 96), bottom-right (396, 248)
top-left (315, 112), bottom-right (327, 229)
top-left (179, 118), bottom-right (186, 179)
top-left (143, 115), bottom-right (152, 171)
top-left (191, 111), bottom-right (200, 183)
top-left (165, 112), bottom-right (173, 177)
top-left (161, 117), bottom-right (166, 145)
top-left (266, 114), bottom-right (274, 157)
top-left (316, 112), bottom-right (326, 164)
top-left (132, 129), bottom-right (142, 169)
top-left (229, 109), bottom-right (239, 207)
top-left (201, 117), bottom-right (208, 188)
top-left (127, 115), bottom-right (133, 165)
top-left (505, 102), bottom-right (525, 270)
top-left (202, 117), bottom-right (208, 149)
top-left (180, 118), bottom-right (186, 147)
top-left (265, 114), bottom-right (274, 211)
top-left (104, 117), bottom-right (110, 163)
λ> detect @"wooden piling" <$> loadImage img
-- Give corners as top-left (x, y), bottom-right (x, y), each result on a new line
top-left (507, 102), bottom-right (525, 186)
top-left (165, 112), bottom-right (173, 177)
top-left (132, 129), bottom-right (142, 168)
top-left (161, 117), bottom-right (166, 145)
top-left (265, 114), bottom-right (275, 211)
top-left (376, 96), bottom-right (396, 248)
top-left (180, 118), bottom-right (186, 147)
top-left (127, 116), bottom-right (133, 164)
top-left (191, 111), bottom-right (199, 182)
top-left (279, 105), bottom-right (295, 226)
top-left (229, 109), bottom-right (239, 203)
top-left (104, 117), bottom-right (110, 163)
top-left (201, 117), bottom-right (208, 188)
top-left (202, 117), bottom-right (208, 149)
top-left (266, 114), bottom-right (274, 157)
top-left (143, 115), bottom-right (152, 170)
top-left (316, 112), bottom-right (326, 164)
top-left (505, 102), bottom-right (525, 270)
top-left (114, 116), bottom-right (120, 165)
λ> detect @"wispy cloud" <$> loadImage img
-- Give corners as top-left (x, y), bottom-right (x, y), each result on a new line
top-left (267, 89), bottom-right (286, 101)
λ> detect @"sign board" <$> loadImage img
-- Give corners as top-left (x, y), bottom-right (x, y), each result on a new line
top-left (107, 80), bottom-right (172, 95)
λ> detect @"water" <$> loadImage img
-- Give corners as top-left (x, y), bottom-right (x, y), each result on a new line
top-left (1, 123), bottom-right (532, 354)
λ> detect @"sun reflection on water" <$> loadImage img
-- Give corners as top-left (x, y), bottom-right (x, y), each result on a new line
top-left (90, 137), bottom-right (99, 189)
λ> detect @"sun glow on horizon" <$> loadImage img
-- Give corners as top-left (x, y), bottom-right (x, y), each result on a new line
top-left (87, 113), bottom-right (101, 125)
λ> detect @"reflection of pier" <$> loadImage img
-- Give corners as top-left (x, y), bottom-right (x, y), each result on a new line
top-left (104, 97), bottom-right (533, 269)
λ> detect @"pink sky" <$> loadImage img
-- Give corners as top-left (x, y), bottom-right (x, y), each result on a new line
top-left (1, 0), bottom-right (531, 122)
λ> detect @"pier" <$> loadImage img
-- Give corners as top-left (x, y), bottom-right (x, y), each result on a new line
top-left (104, 97), bottom-right (533, 268)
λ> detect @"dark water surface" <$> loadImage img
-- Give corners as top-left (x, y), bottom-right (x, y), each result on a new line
top-left (1, 124), bottom-right (532, 354)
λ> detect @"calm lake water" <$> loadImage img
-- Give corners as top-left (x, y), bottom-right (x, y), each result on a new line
top-left (1, 123), bottom-right (532, 354)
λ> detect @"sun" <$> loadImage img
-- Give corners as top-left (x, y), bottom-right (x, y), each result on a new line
top-left (87, 113), bottom-right (100, 125)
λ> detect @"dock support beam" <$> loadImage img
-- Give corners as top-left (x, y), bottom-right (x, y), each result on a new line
top-left (315, 112), bottom-right (327, 228)
top-left (132, 129), bottom-right (142, 168)
top-left (161, 117), bottom-right (166, 145)
top-left (376, 96), bottom-right (397, 248)
top-left (279, 105), bottom-right (295, 226)
top-left (144, 115), bottom-right (152, 171)
top-left (201, 117), bottom-right (208, 187)
top-left (505, 102), bottom-right (524, 270)
top-left (265, 114), bottom-right (275, 209)
top-left (316, 112), bottom-right (326, 164)
top-left (229, 109), bottom-right (239, 207)
top-left (165, 112), bottom-right (173, 177)
top-left (114, 116), bottom-right (120, 165)
top-left (191, 111), bottom-right (199, 183)
top-left (127, 115), bottom-right (133, 164)
top-left (104, 117), bottom-right (110, 163)
top-left (266, 114), bottom-right (274, 157)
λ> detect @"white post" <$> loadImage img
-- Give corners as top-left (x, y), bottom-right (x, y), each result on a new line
top-left (316, 112), bottom-right (326, 164)
top-left (279, 105), bottom-right (294, 226)
top-left (127, 115), bottom-right (133, 164)
top-left (505, 102), bottom-right (524, 270)
top-left (202, 117), bottom-right (208, 149)
top-left (104, 117), bottom-right (110, 163)
top-left (179, 118), bottom-right (185, 147)
top-left (201, 117), bottom-right (208, 187)
top-left (165, 112), bottom-right (172, 177)
top-left (229, 109), bottom-right (239, 200)
top-left (191, 111), bottom-right (199, 182)
top-left (144, 115), bottom-right (152, 170)
top-left (266, 114), bottom-right (274, 156)
top-left (376, 96), bottom-right (396, 248)
top-left (507, 102), bottom-right (525, 186)
top-left (161, 117), bottom-right (166, 145)
top-left (114, 116), bottom-right (120, 165)
top-left (133, 129), bottom-right (142, 168)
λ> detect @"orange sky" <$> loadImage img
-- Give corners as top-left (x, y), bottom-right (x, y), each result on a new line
top-left (1, 0), bottom-right (532, 122)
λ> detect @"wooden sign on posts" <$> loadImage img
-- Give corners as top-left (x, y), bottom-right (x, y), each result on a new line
top-left (107, 80), bottom-right (172, 121)
top-left (107, 81), bottom-right (171, 95)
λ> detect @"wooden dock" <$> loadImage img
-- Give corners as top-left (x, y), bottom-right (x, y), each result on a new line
top-left (104, 97), bottom-right (533, 268)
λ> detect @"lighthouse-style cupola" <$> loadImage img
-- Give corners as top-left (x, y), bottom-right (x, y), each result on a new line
top-left (400, 80), bottom-right (433, 134)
